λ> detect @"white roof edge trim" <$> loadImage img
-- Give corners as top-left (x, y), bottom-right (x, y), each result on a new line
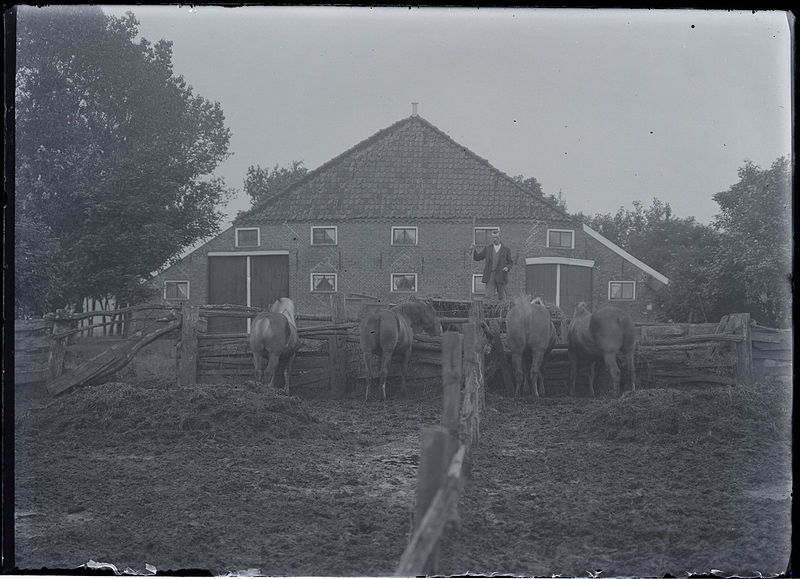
top-left (582, 224), bottom-right (670, 285)
top-left (207, 250), bottom-right (290, 257)
top-left (525, 257), bottom-right (595, 268)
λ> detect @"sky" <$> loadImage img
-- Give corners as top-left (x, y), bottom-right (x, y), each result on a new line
top-left (100, 6), bottom-right (792, 228)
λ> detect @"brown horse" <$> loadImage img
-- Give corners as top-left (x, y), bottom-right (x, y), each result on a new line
top-left (567, 302), bottom-right (636, 397)
top-left (505, 296), bottom-right (558, 398)
top-left (249, 297), bottom-right (299, 394)
top-left (359, 299), bottom-right (442, 401)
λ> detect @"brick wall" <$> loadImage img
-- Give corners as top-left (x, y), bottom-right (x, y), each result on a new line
top-left (151, 219), bottom-right (666, 321)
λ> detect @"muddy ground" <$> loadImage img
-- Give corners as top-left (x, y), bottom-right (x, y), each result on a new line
top-left (14, 377), bottom-right (792, 577)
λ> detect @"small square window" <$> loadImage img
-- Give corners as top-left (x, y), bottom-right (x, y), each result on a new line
top-left (472, 274), bottom-right (486, 294)
top-left (547, 229), bottom-right (574, 249)
top-left (474, 227), bottom-right (500, 245)
top-left (311, 226), bottom-right (337, 245)
top-left (235, 228), bottom-right (260, 247)
top-left (164, 281), bottom-right (190, 300)
top-left (392, 226), bottom-right (418, 246)
top-left (311, 273), bottom-right (337, 293)
top-left (391, 273), bottom-right (418, 293)
top-left (609, 281), bottom-right (636, 301)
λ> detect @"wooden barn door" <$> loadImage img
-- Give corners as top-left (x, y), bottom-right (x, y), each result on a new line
top-left (208, 256), bottom-right (248, 333)
top-left (207, 253), bottom-right (291, 334)
top-left (250, 254), bottom-right (290, 310)
top-left (526, 262), bottom-right (593, 316)
top-left (559, 265), bottom-right (592, 318)
top-left (526, 264), bottom-right (558, 304)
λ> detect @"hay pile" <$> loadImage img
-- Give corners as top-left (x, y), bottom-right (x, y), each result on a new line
top-left (576, 378), bottom-right (792, 443)
top-left (17, 379), bottom-right (343, 442)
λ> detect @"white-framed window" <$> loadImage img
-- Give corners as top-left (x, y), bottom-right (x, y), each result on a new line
top-left (609, 280), bottom-right (636, 301)
top-left (391, 226), bottom-right (418, 246)
top-left (472, 274), bottom-right (486, 294)
top-left (235, 227), bottom-right (260, 248)
top-left (164, 280), bottom-right (190, 301)
top-left (311, 226), bottom-right (337, 246)
top-left (474, 226), bottom-right (501, 245)
top-left (547, 228), bottom-right (575, 249)
top-left (391, 273), bottom-right (418, 293)
top-left (311, 273), bottom-right (338, 293)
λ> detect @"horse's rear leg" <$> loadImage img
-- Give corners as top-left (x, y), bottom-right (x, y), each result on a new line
top-left (379, 351), bottom-right (393, 401)
top-left (399, 347), bottom-right (411, 399)
top-left (604, 351), bottom-right (621, 396)
top-left (530, 351), bottom-right (545, 398)
top-left (283, 352), bottom-right (296, 396)
top-left (252, 353), bottom-right (263, 383)
top-left (511, 351), bottom-right (525, 397)
top-left (363, 352), bottom-right (374, 402)
top-left (588, 361), bottom-right (596, 397)
top-left (265, 352), bottom-right (280, 390)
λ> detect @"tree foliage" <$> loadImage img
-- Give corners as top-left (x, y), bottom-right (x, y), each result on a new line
top-left (712, 157), bottom-right (792, 327)
top-left (578, 199), bottom-right (726, 323)
top-left (514, 174), bottom-right (568, 212)
top-left (243, 161), bottom-right (308, 207)
top-left (15, 6), bottom-right (232, 315)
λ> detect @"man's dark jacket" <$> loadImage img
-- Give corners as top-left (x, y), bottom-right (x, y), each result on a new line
top-left (473, 244), bottom-right (514, 284)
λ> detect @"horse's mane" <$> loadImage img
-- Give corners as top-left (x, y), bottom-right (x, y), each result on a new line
top-left (392, 299), bottom-right (438, 330)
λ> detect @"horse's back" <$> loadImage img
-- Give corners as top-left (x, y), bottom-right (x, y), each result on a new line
top-left (507, 300), bottom-right (555, 352)
top-left (360, 309), bottom-right (412, 355)
top-left (250, 311), bottom-right (297, 355)
top-left (589, 306), bottom-right (635, 353)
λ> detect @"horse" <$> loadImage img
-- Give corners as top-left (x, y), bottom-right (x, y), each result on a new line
top-left (567, 302), bottom-right (636, 397)
top-left (359, 298), bottom-right (442, 401)
top-left (504, 296), bottom-right (558, 398)
top-left (249, 297), bottom-right (299, 394)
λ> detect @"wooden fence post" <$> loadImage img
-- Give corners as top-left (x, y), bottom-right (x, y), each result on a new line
top-left (442, 332), bottom-right (463, 435)
top-left (461, 322), bottom-right (480, 448)
top-left (329, 292), bottom-right (349, 396)
top-left (469, 299), bottom-right (486, 420)
top-left (178, 304), bottom-right (199, 387)
top-left (413, 425), bottom-right (458, 575)
top-left (730, 313), bottom-right (753, 385)
top-left (48, 314), bottom-right (74, 380)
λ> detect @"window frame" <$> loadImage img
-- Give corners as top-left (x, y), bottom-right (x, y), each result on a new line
top-left (391, 226), bottom-right (419, 246)
top-left (546, 228), bottom-right (575, 249)
top-left (164, 280), bottom-right (190, 301)
top-left (235, 227), bottom-right (261, 248)
top-left (310, 273), bottom-right (338, 293)
top-left (390, 273), bottom-right (418, 293)
top-left (608, 280), bottom-right (636, 301)
top-left (472, 274), bottom-right (486, 294)
top-left (310, 225), bottom-right (338, 246)
top-left (474, 226), bottom-right (501, 246)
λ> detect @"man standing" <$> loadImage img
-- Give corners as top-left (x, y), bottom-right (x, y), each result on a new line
top-left (472, 229), bottom-right (513, 301)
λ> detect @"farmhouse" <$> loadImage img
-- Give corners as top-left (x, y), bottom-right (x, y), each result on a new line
top-left (151, 111), bottom-right (669, 331)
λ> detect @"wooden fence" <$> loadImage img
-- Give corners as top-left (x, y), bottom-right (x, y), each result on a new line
top-left (13, 293), bottom-right (790, 398)
top-left (396, 306), bottom-right (486, 576)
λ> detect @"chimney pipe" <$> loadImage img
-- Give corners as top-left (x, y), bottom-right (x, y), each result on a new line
top-left (411, 102), bottom-right (419, 116)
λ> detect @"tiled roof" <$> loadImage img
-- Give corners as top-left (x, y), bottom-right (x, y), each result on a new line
top-left (236, 115), bottom-right (573, 224)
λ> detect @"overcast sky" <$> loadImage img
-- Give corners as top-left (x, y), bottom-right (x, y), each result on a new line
top-left (101, 6), bottom-right (792, 227)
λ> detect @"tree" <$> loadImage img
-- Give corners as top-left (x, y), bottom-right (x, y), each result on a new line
top-left (243, 161), bottom-right (308, 207)
top-left (15, 6), bottom-right (232, 314)
top-left (712, 157), bottom-right (792, 327)
top-left (513, 174), bottom-right (568, 212)
top-left (578, 199), bottom-right (726, 323)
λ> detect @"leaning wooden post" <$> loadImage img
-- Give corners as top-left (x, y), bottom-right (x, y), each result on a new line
top-left (442, 332), bottom-right (463, 435)
top-left (178, 304), bottom-right (199, 387)
top-left (730, 313), bottom-right (753, 385)
top-left (328, 292), bottom-right (349, 397)
top-left (461, 322), bottom-right (480, 447)
top-left (47, 312), bottom-right (74, 380)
